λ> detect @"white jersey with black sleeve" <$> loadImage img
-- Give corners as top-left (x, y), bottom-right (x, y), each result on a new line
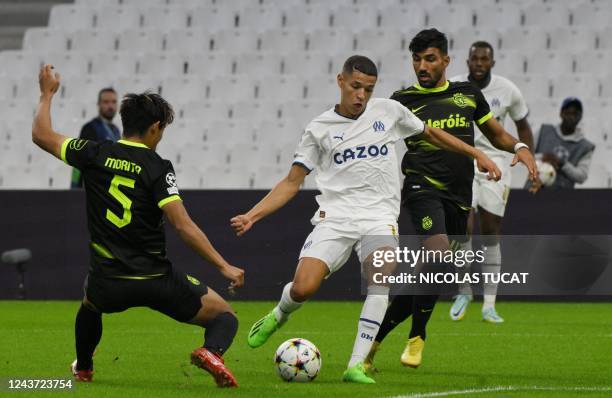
top-left (293, 98), bottom-right (425, 224)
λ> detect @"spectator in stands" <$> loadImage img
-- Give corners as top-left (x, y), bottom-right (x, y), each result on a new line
top-left (535, 97), bottom-right (595, 188)
top-left (70, 88), bottom-right (120, 188)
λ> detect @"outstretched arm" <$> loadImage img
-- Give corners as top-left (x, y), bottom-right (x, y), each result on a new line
top-left (515, 117), bottom-right (534, 151)
top-left (32, 65), bottom-right (69, 158)
top-left (163, 200), bottom-right (244, 290)
top-left (422, 125), bottom-right (502, 181)
top-left (479, 117), bottom-right (538, 182)
top-left (231, 164), bottom-right (308, 236)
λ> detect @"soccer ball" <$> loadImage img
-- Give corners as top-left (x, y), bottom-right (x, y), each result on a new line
top-left (274, 338), bottom-right (321, 382)
top-left (536, 160), bottom-right (557, 187)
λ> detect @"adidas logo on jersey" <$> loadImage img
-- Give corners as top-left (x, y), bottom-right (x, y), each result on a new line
top-left (333, 144), bottom-right (389, 165)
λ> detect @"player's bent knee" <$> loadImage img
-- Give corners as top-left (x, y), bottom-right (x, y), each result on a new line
top-left (289, 283), bottom-right (315, 302)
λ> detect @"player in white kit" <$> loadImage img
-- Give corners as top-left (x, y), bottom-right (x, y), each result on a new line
top-left (231, 55), bottom-right (501, 383)
top-left (449, 41), bottom-right (535, 323)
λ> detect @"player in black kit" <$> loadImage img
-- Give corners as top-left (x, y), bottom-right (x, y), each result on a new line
top-left (364, 29), bottom-right (537, 371)
top-left (32, 65), bottom-right (244, 387)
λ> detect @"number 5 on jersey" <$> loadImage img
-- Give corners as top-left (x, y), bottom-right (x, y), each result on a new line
top-left (107, 175), bottom-right (135, 228)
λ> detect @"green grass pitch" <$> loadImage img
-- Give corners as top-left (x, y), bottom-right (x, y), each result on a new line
top-left (1, 301), bottom-right (611, 398)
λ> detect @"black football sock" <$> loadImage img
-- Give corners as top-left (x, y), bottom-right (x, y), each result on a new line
top-left (375, 294), bottom-right (413, 343)
top-left (409, 294), bottom-right (438, 340)
top-left (203, 312), bottom-right (238, 356)
top-left (75, 304), bottom-right (102, 371)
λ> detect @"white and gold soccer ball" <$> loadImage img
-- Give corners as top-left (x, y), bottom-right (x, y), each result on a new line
top-left (274, 338), bottom-right (321, 382)
top-left (536, 160), bottom-right (557, 187)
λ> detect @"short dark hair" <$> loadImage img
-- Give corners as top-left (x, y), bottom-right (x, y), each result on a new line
top-left (409, 28), bottom-right (448, 55)
top-left (97, 87), bottom-right (116, 103)
top-left (342, 55), bottom-right (378, 77)
top-left (120, 92), bottom-right (174, 137)
top-left (469, 41), bottom-right (495, 59)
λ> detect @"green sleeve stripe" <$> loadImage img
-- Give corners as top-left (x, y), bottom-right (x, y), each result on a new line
top-left (476, 112), bottom-right (493, 126)
top-left (60, 138), bottom-right (72, 164)
top-left (158, 195), bottom-right (182, 208)
top-left (71, 168), bottom-right (81, 184)
top-left (91, 242), bottom-right (115, 259)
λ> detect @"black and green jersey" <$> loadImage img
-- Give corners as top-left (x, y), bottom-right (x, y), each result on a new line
top-left (61, 138), bottom-right (182, 279)
top-left (391, 80), bottom-right (493, 207)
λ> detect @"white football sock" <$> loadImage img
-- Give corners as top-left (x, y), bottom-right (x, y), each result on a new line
top-left (482, 243), bottom-right (501, 311)
top-left (273, 282), bottom-right (302, 323)
top-left (457, 238), bottom-right (474, 297)
top-left (348, 286), bottom-right (389, 368)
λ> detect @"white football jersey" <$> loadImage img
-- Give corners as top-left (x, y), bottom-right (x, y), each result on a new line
top-left (450, 74), bottom-right (529, 161)
top-left (293, 98), bottom-right (425, 224)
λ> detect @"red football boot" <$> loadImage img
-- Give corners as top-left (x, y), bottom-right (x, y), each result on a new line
top-left (70, 360), bottom-right (94, 382)
top-left (190, 347), bottom-right (238, 388)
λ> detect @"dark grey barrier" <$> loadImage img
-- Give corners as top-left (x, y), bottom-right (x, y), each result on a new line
top-left (1, 189), bottom-right (611, 300)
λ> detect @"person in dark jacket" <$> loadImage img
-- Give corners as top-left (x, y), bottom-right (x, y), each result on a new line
top-left (71, 88), bottom-right (121, 188)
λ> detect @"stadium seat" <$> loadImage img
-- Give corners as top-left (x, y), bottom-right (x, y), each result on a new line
top-left (548, 28), bottom-right (597, 51)
top-left (22, 28), bottom-right (68, 52)
top-left (115, 76), bottom-right (163, 96)
top-left (201, 165), bottom-right (254, 189)
top-left (255, 119), bottom-right (303, 149)
top-left (206, 75), bottom-right (257, 102)
top-left (374, 76), bottom-right (408, 98)
top-left (235, 52), bottom-right (282, 77)
top-left (282, 5), bottom-right (333, 30)
top-left (377, 52), bottom-right (412, 78)
top-left (525, 51), bottom-right (574, 76)
top-left (305, 75), bottom-right (339, 101)
top-left (253, 164), bottom-right (287, 189)
top-left (92, 7), bottom-right (142, 30)
top-left (600, 77), bottom-right (612, 99)
top-left (179, 141), bottom-right (226, 170)
top-left (550, 74), bottom-right (600, 100)
top-left (189, 6), bottom-right (239, 31)
top-left (499, 27), bottom-right (548, 51)
top-left (508, 73), bottom-right (551, 100)
top-left (492, 51), bottom-right (526, 76)
top-left (184, 52), bottom-right (234, 76)
top-left (89, 52), bottom-right (138, 76)
top-left (259, 29), bottom-right (307, 53)
top-left (165, 29), bottom-right (213, 53)
top-left (142, 7), bottom-right (189, 30)
top-left (161, 76), bottom-right (206, 105)
top-left (280, 100), bottom-right (331, 130)
top-left (281, 52), bottom-right (333, 77)
top-left (238, 6), bottom-right (284, 30)
top-left (256, 75), bottom-right (304, 101)
top-left (41, 52), bottom-right (89, 79)
top-left (306, 28), bottom-right (356, 53)
top-left (574, 51), bottom-right (612, 77)
top-left (331, 4), bottom-right (379, 31)
top-left (448, 27), bottom-right (500, 53)
top-left (68, 30), bottom-right (117, 52)
top-left (13, 77), bottom-right (39, 101)
top-left (117, 30), bottom-right (165, 52)
top-left (135, 53), bottom-right (185, 77)
top-left (232, 101), bottom-right (282, 125)
top-left (60, 76), bottom-right (114, 103)
top-left (122, 0), bottom-right (169, 7)
top-left (377, 5), bottom-right (426, 31)
top-left (204, 119), bottom-right (254, 150)
top-left (49, 5), bottom-right (94, 30)
top-left (521, 4), bottom-right (571, 27)
top-left (473, 5), bottom-right (521, 30)
top-left (570, 4), bottom-right (612, 27)
top-left (0, 51), bottom-right (41, 79)
top-left (354, 29), bottom-right (407, 57)
top-left (426, 5), bottom-right (475, 32)
top-left (211, 29), bottom-right (261, 53)
top-left (597, 27), bottom-right (612, 50)
top-left (181, 101), bottom-right (232, 122)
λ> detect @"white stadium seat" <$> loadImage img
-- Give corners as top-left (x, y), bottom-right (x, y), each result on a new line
top-left (282, 5), bottom-right (333, 30)
top-left (92, 7), bottom-right (142, 30)
top-left (571, 4), bottom-right (612, 27)
top-left (473, 5), bottom-right (521, 30)
top-left (184, 52), bottom-right (234, 76)
top-left (206, 75), bottom-right (257, 102)
top-left (0, 51), bottom-right (41, 79)
top-left (234, 52), bottom-right (282, 77)
top-left (521, 4), bottom-right (571, 27)
top-left (548, 28), bottom-right (597, 51)
top-left (550, 74), bottom-right (600, 100)
top-left (448, 27), bottom-right (500, 53)
top-left (597, 27), bottom-right (612, 50)
top-left (574, 51), bottom-right (612, 77)
top-left (259, 29), bottom-right (307, 53)
top-left (117, 30), bottom-right (165, 52)
top-left (354, 28), bottom-right (407, 58)
top-left (141, 7), bottom-right (189, 30)
top-left (493, 51), bottom-right (526, 76)
top-left (161, 76), bottom-right (206, 105)
top-left (165, 29), bottom-right (213, 54)
top-left (238, 6), bottom-right (284, 30)
top-left (331, 4), bottom-right (379, 31)
top-left (211, 29), bottom-right (261, 53)
top-left (22, 28), bottom-right (68, 52)
top-left (281, 52), bottom-right (333, 77)
top-left (89, 52), bottom-right (138, 76)
top-left (68, 30), bottom-right (117, 52)
top-left (256, 75), bottom-right (304, 101)
top-left (499, 27), bottom-right (548, 52)
top-left (378, 5), bottom-right (426, 31)
top-left (525, 51), bottom-right (574, 76)
top-left (135, 53), bottom-right (185, 77)
top-left (49, 5), bottom-right (94, 30)
top-left (427, 5), bottom-right (475, 32)
top-left (188, 6), bottom-right (239, 31)
top-left (306, 28), bottom-right (355, 53)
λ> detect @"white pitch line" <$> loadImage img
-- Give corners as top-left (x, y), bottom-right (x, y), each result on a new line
top-left (392, 385), bottom-right (612, 398)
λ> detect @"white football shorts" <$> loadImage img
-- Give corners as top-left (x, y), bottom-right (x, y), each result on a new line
top-left (298, 218), bottom-right (399, 275)
top-left (472, 157), bottom-right (512, 217)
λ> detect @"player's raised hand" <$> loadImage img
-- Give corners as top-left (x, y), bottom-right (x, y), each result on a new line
top-left (220, 264), bottom-right (245, 291)
top-left (475, 152), bottom-right (502, 181)
top-left (38, 64), bottom-right (60, 96)
top-left (230, 214), bottom-right (253, 236)
top-left (511, 147), bottom-right (538, 183)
